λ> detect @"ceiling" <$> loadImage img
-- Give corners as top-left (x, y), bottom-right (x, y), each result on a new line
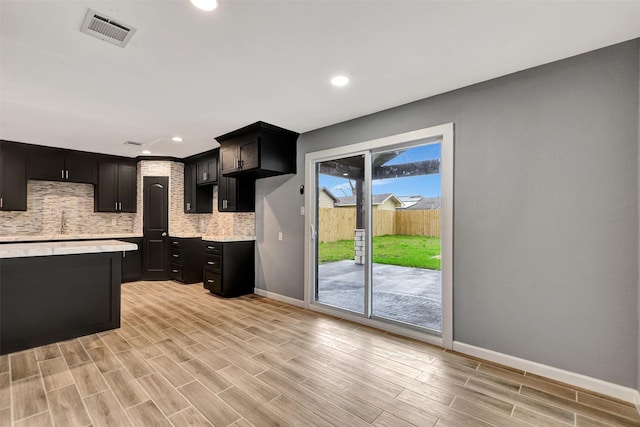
top-left (1, 1), bottom-right (639, 159)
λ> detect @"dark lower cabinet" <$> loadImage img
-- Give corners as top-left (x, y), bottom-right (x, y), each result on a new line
top-left (203, 240), bottom-right (254, 297)
top-left (120, 237), bottom-right (143, 283)
top-left (170, 237), bottom-right (203, 284)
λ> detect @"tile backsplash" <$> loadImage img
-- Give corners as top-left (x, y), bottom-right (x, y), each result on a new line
top-left (0, 181), bottom-right (135, 236)
top-left (0, 160), bottom-right (255, 238)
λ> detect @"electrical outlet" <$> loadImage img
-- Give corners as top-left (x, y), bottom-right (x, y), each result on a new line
top-left (111, 219), bottom-right (117, 226)
top-left (278, 232), bottom-right (283, 241)
top-left (300, 206), bottom-right (305, 215)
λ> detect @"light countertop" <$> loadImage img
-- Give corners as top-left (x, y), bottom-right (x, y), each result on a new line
top-left (0, 233), bottom-right (143, 243)
top-left (202, 235), bottom-right (256, 242)
top-left (0, 240), bottom-right (138, 259)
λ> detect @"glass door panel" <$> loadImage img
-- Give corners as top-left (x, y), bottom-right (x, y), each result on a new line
top-left (371, 143), bottom-right (442, 332)
top-left (315, 154), bottom-right (366, 314)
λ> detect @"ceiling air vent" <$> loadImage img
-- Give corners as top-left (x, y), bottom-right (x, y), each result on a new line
top-left (80, 8), bottom-right (136, 48)
top-left (123, 141), bottom-right (143, 147)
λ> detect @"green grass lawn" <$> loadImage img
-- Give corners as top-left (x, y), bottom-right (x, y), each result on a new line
top-left (319, 235), bottom-right (441, 270)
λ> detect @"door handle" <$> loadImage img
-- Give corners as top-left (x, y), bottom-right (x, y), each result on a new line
top-left (310, 225), bottom-right (317, 240)
top-left (162, 232), bottom-right (167, 237)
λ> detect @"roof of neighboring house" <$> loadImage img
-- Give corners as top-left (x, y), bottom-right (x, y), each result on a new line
top-left (335, 193), bottom-right (403, 207)
top-left (319, 187), bottom-right (339, 202)
top-left (398, 196), bottom-right (441, 210)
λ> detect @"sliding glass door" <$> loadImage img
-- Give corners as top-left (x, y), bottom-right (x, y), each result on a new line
top-left (306, 124), bottom-right (452, 344)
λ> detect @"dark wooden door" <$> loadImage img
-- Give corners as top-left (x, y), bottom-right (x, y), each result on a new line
top-left (118, 163), bottom-right (137, 212)
top-left (143, 176), bottom-right (169, 280)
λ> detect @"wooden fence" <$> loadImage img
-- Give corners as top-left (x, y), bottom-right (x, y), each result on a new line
top-left (318, 208), bottom-right (440, 242)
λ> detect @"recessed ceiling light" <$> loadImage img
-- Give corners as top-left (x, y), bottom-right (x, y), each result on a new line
top-left (171, 136), bottom-right (183, 142)
top-left (190, 0), bottom-right (218, 11)
top-left (331, 75), bottom-right (349, 87)
top-left (142, 150), bottom-right (151, 155)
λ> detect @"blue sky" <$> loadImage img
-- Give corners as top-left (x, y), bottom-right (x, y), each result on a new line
top-left (319, 143), bottom-right (441, 198)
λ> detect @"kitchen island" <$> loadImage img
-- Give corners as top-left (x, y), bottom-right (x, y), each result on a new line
top-left (0, 240), bottom-right (137, 354)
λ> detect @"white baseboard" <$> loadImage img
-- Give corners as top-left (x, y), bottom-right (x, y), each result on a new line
top-left (453, 341), bottom-right (640, 406)
top-left (253, 288), bottom-right (306, 308)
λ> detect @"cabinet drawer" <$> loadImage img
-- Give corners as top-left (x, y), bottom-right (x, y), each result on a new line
top-left (170, 248), bottom-right (183, 263)
top-left (170, 239), bottom-right (182, 249)
top-left (170, 264), bottom-right (183, 282)
top-left (204, 254), bottom-right (221, 273)
top-left (203, 271), bottom-right (222, 295)
top-left (203, 242), bottom-right (222, 255)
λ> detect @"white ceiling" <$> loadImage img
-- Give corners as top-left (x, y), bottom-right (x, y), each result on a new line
top-left (1, 1), bottom-right (639, 158)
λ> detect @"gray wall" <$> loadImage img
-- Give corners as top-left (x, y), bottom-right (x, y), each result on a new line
top-left (256, 40), bottom-right (639, 388)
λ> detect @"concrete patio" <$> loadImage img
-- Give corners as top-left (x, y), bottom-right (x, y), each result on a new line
top-left (317, 260), bottom-right (441, 332)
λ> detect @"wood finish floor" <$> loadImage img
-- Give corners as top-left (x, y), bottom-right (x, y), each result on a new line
top-left (1, 280), bottom-right (638, 427)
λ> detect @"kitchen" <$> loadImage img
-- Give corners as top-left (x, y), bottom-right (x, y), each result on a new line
top-left (2, 1), bottom-right (640, 426)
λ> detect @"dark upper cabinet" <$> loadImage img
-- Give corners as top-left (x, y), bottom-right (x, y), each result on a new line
top-left (0, 142), bottom-right (27, 211)
top-left (184, 162), bottom-right (213, 214)
top-left (28, 147), bottom-right (97, 184)
top-left (196, 155), bottom-right (217, 185)
top-left (216, 121), bottom-right (298, 179)
top-left (96, 160), bottom-right (137, 212)
top-left (218, 174), bottom-right (254, 212)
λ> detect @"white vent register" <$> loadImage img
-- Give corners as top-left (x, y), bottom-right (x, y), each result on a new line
top-left (80, 8), bottom-right (136, 47)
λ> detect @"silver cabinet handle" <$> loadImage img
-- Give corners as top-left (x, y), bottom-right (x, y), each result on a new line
top-left (207, 261), bottom-right (214, 265)
top-left (0, 197), bottom-right (3, 208)
top-left (65, 170), bottom-right (69, 179)
top-left (207, 279), bottom-right (214, 283)
top-left (186, 202), bottom-right (191, 211)
top-left (173, 254), bottom-right (179, 258)
top-left (61, 169), bottom-right (65, 179)
top-left (203, 172), bottom-right (208, 181)
top-left (115, 202), bottom-right (118, 210)
top-left (172, 269), bottom-right (179, 273)
top-left (207, 246), bottom-right (214, 250)
top-left (119, 202), bottom-right (122, 211)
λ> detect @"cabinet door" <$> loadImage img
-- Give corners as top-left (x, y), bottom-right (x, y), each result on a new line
top-left (238, 138), bottom-right (259, 171)
top-left (218, 174), bottom-right (230, 211)
top-left (117, 163), bottom-right (137, 212)
top-left (121, 238), bottom-right (143, 283)
top-left (196, 157), bottom-right (217, 185)
top-left (96, 161), bottom-right (118, 212)
top-left (220, 145), bottom-right (238, 175)
top-left (65, 153), bottom-right (98, 184)
top-left (0, 144), bottom-right (27, 211)
top-left (184, 163), bottom-right (196, 212)
top-left (29, 148), bottom-right (66, 181)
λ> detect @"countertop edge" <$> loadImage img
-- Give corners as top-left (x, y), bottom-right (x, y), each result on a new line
top-left (0, 240), bottom-right (138, 259)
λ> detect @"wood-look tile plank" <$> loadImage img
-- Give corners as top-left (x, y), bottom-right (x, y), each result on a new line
top-left (127, 335), bottom-right (165, 359)
top-left (0, 373), bottom-right (10, 409)
top-left (252, 352), bottom-right (307, 383)
top-left (34, 343), bottom-right (62, 361)
top-left (126, 400), bottom-right (173, 427)
top-left (478, 362), bottom-right (576, 400)
top-left (83, 389), bottom-right (133, 427)
top-left (13, 411), bottom-right (52, 427)
top-left (116, 349), bottom-right (156, 378)
top-left (512, 405), bottom-right (573, 427)
top-left (576, 413), bottom-right (620, 427)
top-left (187, 331), bottom-right (227, 351)
top-left (0, 355), bottom-right (8, 374)
top-left (58, 340), bottom-right (91, 367)
top-left (137, 372), bottom-right (190, 416)
top-left (178, 380), bottom-right (241, 426)
top-left (264, 395), bottom-right (332, 427)
top-left (246, 336), bottom-right (296, 361)
top-left (12, 376), bottom-right (48, 421)
top-left (169, 407), bottom-right (214, 427)
top-left (217, 346), bottom-right (268, 375)
top-left (0, 407), bottom-right (11, 426)
top-left (69, 360), bottom-right (109, 397)
top-left (147, 355), bottom-right (194, 388)
top-left (162, 327), bottom-right (198, 347)
top-left (78, 334), bottom-right (105, 351)
top-left (100, 331), bottom-right (133, 353)
top-left (136, 324), bottom-right (168, 343)
top-left (372, 411), bottom-right (416, 427)
top-left (181, 358), bottom-right (232, 394)
top-left (449, 396), bottom-right (527, 427)
top-left (103, 368), bottom-right (149, 409)
top-left (47, 384), bottom-right (91, 427)
top-left (10, 350), bottom-right (39, 381)
top-left (218, 364), bottom-right (279, 404)
top-left (188, 343), bottom-right (232, 370)
top-left (577, 390), bottom-right (640, 421)
top-left (155, 339), bottom-right (195, 363)
top-left (218, 386), bottom-right (289, 427)
top-left (39, 357), bottom-right (74, 391)
top-left (118, 323), bottom-right (142, 340)
top-left (87, 345), bottom-right (124, 374)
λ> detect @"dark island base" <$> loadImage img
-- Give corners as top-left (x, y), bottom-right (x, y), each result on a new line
top-left (0, 252), bottom-right (121, 355)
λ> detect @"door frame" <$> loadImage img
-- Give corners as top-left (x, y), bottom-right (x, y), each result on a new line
top-left (303, 123), bottom-right (454, 349)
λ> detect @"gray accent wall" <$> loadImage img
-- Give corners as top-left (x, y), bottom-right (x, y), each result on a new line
top-left (256, 40), bottom-right (640, 388)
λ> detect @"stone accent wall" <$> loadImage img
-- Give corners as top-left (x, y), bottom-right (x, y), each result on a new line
top-left (0, 160), bottom-right (255, 238)
top-left (0, 181), bottom-right (135, 236)
top-left (354, 228), bottom-right (365, 264)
